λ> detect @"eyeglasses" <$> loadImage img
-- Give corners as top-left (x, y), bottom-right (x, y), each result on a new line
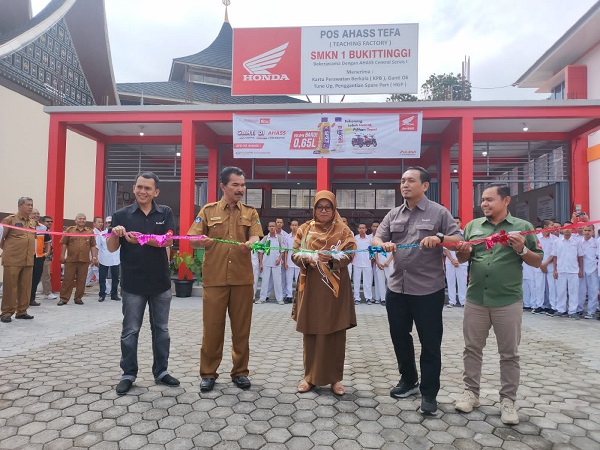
top-left (315, 205), bottom-right (333, 212)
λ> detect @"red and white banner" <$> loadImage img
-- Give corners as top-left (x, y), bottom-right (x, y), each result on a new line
top-left (232, 24), bottom-right (418, 96)
top-left (233, 113), bottom-right (422, 159)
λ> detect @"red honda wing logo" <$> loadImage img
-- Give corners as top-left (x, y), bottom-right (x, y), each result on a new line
top-left (232, 27), bottom-right (302, 95)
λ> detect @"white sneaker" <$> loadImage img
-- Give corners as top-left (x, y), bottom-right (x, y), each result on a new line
top-left (455, 390), bottom-right (480, 413)
top-left (277, 301), bottom-right (284, 305)
top-left (255, 299), bottom-right (265, 304)
top-left (45, 293), bottom-right (58, 300)
top-left (500, 398), bottom-right (519, 425)
top-left (446, 304), bottom-right (454, 308)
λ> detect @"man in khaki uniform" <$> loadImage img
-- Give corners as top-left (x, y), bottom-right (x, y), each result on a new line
top-left (58, 213), bottom-right (97, 305)
top-left (188, 167), bottom-right (263, 392)
top-left (1, 197), bottom-right (36, 323)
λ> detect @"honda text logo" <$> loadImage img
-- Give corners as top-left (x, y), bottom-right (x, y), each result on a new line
top-left (242, 43), bottom-right (290, 81)
top-left (399, 114), bottom-right (418, 132)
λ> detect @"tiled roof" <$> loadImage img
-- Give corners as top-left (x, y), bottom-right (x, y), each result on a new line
top-left (117, 81), bottom-right (305, 104)
top-left (173, 22), bottom-right (233, 71)
top-left (0, 0), bottom-right (69, 46)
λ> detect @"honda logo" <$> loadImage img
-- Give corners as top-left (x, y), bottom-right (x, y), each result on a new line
top-left (243, 43), bottom-right (291, 81)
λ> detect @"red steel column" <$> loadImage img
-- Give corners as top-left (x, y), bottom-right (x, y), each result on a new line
top-left (46, 116), bottom-right (67, 292)
top-left (458, 116), bottom-right (474, 223)
top-left (571, 135), bottom-right (589, 215)
top-left (179, 119), bottom-right (197, 263)
top-left (207, 145), bottom-right (219, 202)
top-left (94, 140), bottom-right (106, 219)
top-left (316, 158), bottom-right (331, 192)
top-left (439, 142), bottom-right (451, 210)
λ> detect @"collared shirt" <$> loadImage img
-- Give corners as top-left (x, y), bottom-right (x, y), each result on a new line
top-left (580, 237), bottom-right (598, 274)
top-left (376, 196), bottom-right (460, 296)
top-left (188, 198), bottom-right (263, 287)
top-left (97, 228), bottom-right (120, 267)
top-left (285, 233), bottom-right (296, 264)
top-left (353, 234), bottom-right (373, 267)
top-left (260, 235), bottom-right (283, 267)
top-left (61, 227), bottom-right (96, 263)
top-left (464, 213), bottom-right (543, 307)
top-left (551, 236), bottom-right (583, 274)
top-left (538, 234), bottom-right (557, 272)
top-left (111, 200), bottom-right (174, 295)
top-left (1, 214), bottom-right (36, 267)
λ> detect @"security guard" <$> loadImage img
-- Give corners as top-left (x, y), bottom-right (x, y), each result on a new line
top-left (188, 166), bottom-right (263, 392)
top-left (1, 197), bottom-right (36, 323)
top-left (58, 213), bottom-right (97, 305)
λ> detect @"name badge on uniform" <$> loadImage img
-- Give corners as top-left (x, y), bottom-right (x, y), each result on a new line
top-left (15, 223), bottom-right (23, 227)
top-left (212, 216), bottom-right (221, 220)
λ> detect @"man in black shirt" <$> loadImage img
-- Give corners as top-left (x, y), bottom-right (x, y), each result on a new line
top-left (107, 172), bottom-right (178, 395)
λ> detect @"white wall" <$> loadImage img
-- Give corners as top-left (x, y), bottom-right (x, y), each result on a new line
top-left (589, 131), bottom-right (600, 221)
top-left (576, 44), bottom-right (600, 99)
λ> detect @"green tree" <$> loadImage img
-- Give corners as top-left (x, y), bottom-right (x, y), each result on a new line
top-left (386, 93), bottom-right (419, 102)
top-left (421, 73), bottom-right (471, 101)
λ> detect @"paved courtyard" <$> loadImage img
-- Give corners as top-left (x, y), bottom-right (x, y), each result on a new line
top-left (1, 286), bottom-right (600, 449)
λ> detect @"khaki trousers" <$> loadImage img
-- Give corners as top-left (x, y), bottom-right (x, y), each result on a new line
top-left (200, 285), bottom-right (254, 379)
top-left (1, 265), bottom-right (33, 317)
top-left (41, 259), bottom-right (52, 295)
top-left (463, 300), bottom-right (522, 402)
top-left (60, 262), bottom-right (89, 303)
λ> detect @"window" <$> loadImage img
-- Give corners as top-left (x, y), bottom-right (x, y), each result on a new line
top-left (272, 189), bottom-right (291, 208)
top-left (551, 81), bottom-right (565, 100)
top-left (336, 190), bottom-right (355, 209)
top-left (271, 189), bottom-right (314, 209)
top-left (336, 189), bottom-right (394, 209)
top-left (356, 190), bottom-right (375, 209)
top-left (376, 189), bottom-right (396, 209)
top-left (245, 189), bottom-right (262, 208)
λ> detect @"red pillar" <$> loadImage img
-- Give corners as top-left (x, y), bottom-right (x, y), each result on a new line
top-left (207, 145), bottom-right (219, 202)
top-left (439, 142), bottom-right (451, 210)
top-left (571, 135), bottom-right (589, 215)
top-left (94, 140), bottom-right (106, 219)
top-left (179, 120), bottom-right (197, 270)
top-left (46, 116), bottom-right (67, 292)
top-left (458, 116), bottom-right (474, 223)
top-left (316, 158), bottom-right (331, 192)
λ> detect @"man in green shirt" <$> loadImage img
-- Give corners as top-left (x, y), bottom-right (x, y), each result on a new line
top-left (454, 183), bottom-right (542, 425)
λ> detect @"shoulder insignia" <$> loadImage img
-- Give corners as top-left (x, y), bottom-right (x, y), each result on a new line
top-left (195, 217), bottom-right (202, 223)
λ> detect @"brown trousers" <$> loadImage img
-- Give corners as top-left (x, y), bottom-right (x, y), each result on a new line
top-left (463, 300), bottom-right (523, 402)
top-left (200, 285), bottom-right (254, 379)
top-left (41, 259), bottom-right (52, 295)
top-left (1, 265), bottom-right (33, 317)
top-left (303, 330), bottom-right (346, 386)
top-left (60, 262), bottom-right (89, 303)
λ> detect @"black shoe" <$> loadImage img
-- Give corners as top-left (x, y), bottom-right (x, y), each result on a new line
top-left (232, 376), bottom-right (251, 389)
top-left (29, 301), bottom-right (41, 306)
top-left (390, 380), bottom-right (419, 399)
top-left (532, 307), bottom-right (545, 314)
top-left (57, 301), bottom-right (66, 306)
top-left (74, 300), bottom-right (84, 305)
top-left (98, 295), bottom-right (105, 302)
top-left (545, 308), bottom-right (557, 316)
top-left (1, 316), bottom-right (12, 323)
top-left (116, 379), bottom-right (133, 395)
top-left (111, 295), bottom-right (121, 301)
top-left (200, 378), bottom-right (215, 392)
top-left (15, 314), bottom-right (34, 319)
top-left (156, 374), bottom-right (180, 386)
top-left (420, 397), bottom-right (438, 415)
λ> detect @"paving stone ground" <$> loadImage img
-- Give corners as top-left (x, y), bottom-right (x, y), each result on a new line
top-left (1, 284), bottom-right (600, 449)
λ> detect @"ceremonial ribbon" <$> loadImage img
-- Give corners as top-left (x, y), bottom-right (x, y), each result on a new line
top-left (2, 220), bottom-right (599, 256)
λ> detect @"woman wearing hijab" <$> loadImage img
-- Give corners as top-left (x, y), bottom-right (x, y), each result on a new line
top-left (292, 191), bottom-right (357, 395)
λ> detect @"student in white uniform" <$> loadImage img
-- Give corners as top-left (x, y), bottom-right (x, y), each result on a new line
top-left (341, 217), bottom-right (352, 278)
top-left (275, 218), bottom-right (290, 300)
top-left (372, 220), bottom-right (393, 306)
top-left (536, 220), bottom-right (558, 315)
top-left (579, 225), bottom-right (598, 318)
top-left (283, 220), bottom-right (300, 304)
top-left (353, 223), bottom-right (373, 304)
top-left (257, 222), bottom-right (285, 305)
top-left (551, 221), bottom-right (584, 318)
top-left (251, 250), bottom-right (260, 299)
top-left (444, 217), bottom-right (468, 308)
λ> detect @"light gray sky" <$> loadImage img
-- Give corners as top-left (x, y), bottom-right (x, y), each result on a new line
top-left (32, 0), bottom-right (598, 102)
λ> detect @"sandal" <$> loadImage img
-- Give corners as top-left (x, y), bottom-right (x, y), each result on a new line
top-left (331, 382), bottom-right (345, 395)
top-left (297, 380), bottom-right (314, 393)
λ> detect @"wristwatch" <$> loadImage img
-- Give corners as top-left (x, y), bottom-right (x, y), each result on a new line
top-left (435, 232), bottom-right (445, 243)
top-left (517, 246), bottom-right (528, 256)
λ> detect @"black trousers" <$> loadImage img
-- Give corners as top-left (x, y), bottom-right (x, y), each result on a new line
top-left (385, 288), bottom-right (445, 399)
top-left (30, 256), bottom-right (45, 303)
top-left (99, 264), bottom-right (120, 297)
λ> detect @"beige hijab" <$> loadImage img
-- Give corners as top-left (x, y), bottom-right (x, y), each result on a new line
top-left (294, 190), bottom-right (356, 297)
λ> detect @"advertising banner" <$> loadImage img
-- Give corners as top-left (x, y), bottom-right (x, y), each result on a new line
top-left (232, 24), bottom-right (418, 96)
top-left (233, 112), bottom-right (422, 159)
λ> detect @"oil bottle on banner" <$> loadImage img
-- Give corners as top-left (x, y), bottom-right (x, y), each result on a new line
top-left (332, 116), bottom-right (344, 152)
top-left (316, 117), bottom-right (331, 154)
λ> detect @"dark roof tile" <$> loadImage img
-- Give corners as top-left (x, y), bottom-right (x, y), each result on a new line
top-left (173, 22), bottom-right (233, 70)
